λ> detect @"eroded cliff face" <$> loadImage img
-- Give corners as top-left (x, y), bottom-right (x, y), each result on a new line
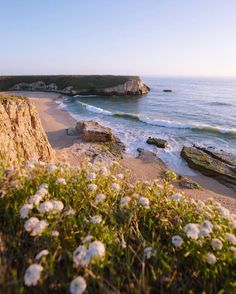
top-left (0, 96), bottom-right (53, 165)
top-left (102, 80), bottom-right (149, 95)
top-left (9, 79), bottom-right (149, 96)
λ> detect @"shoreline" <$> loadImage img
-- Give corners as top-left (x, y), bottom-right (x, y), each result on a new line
top-left (3, 91), bottom-right (236, 210)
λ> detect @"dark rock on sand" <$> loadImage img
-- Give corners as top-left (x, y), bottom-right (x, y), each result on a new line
top-left (146, 137), bottom-right (168, 148)
top-left (181, 146), bottom-right (236, 191)
top-left (178, 175), bottom-right (201, 190)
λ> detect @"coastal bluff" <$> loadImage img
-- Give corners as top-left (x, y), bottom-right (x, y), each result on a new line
top-left (0, 95), bottom-right (53, 165)
top-left (0, 75), bottom-right (150, 96)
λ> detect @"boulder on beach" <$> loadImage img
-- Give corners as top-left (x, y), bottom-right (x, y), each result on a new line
top-left (146, 137), bottom-right (168, 148)
top-left (75, 120), bottom-right (125, 157)
top-left (76, 121), bottom-right (114, 142)
top-left (178, 175), bottom-right (201, 190)
top-left (181, 146), bottom-right (236, 191)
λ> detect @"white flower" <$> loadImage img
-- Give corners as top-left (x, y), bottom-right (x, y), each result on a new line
top-left (82, 235), bottom-right (93, 244)
top-left (184, 223), bottom-right (200, 240)
top-left (88, 184), bottom-right (97, 192)
top-left (217, 206), bottom-right (230, 219)
top-left (25, 159), bottom-right (37, 169)
top-left (52, 230), bottom-right (60, 237)
top-left (120, 196), bottom-right (131, 208)
top-left (230, 219), bottom-right (236, 230)
top-left (24, 264), bottom-right (43, 286)
top-left (138, 197), bottom-right (150, 208)
top-left (111, 183), bottom-right (120, 192)
top-left (87, 172), bottom-right (96, 182)
top-left (37, 187), bottom-right (48, 196)
top-left (88, 241), bottom-right (105, 259)
top-left (172, 235), bottom-right (184, 247)
top-left (197, 200), bottom-right (205, 209)
top-left (56, 178), bottom-right (66, 185)
top-left (51, 200), bottom-right (64, 212)
top-left (116, 173), bottom-right (124, 180)
top-left (225, 233), bottom-right (236, 245)
top-left (39, 183), bottom-right (48, 190)
top-left (144, 247), bottom-right (153, 259)
top-left (171, 193), bottom-right (183, 201)
top-left (199, 228), bottom-right (211, 237)
top-left (24, 217), bottom-right (40, 232)
top-left (35, 249), bottom-right (49, 260)
top-left (91, 215), bottom-right (102, 224)
top-left (95, 194), bottom-right (106, 204)
top-left (20, 204), bottom-right (33, 219)
top-left (205, 253), bottom-right (217, 265)
top-left (38, 201), bottom-right (54, 213)
top-left (201, 221), bottom-right (213, 232)
top-left (31, 220), bottom-right (48, 236)
top-left (70, 276), bottom-right (87, 294)
top-left (29, 194), bottom-right (43, 206)
top-left (211, 238), bottom-right (223, 250)
top-left (73, 245), bottom-right (90, 267)
top-left (65, 208), bottom-right (76, 216)
top-left (47, 164), bottom-right (58, 172)
top-left (99, 166), bottom-right (109, 176)
top-left (143, 180), bottom-right (151, 185)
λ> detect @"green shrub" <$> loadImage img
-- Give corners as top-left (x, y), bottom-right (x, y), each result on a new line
top-left (0, 160), bottom-right (235, 293)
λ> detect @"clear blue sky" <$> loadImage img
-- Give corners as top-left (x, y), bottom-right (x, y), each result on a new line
top-left (0, 0), bottom-right (236, 77)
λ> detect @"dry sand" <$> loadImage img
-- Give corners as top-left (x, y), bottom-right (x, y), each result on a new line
top-left (5, 91), bottom-right (236, 212)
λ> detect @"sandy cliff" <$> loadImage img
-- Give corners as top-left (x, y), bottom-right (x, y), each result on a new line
top-left (0, 96), bottom-right (53, 165)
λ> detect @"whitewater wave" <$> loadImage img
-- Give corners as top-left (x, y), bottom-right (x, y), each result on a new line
top-left (75, 100), bottom-right (236, 137)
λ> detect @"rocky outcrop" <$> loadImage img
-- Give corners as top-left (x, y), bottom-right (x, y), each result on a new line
top-left (101, 80), bottom-right (149, 96)
top-left (146, 137), bottom-right (168, 148)
top-left (76, 121), bottom-right (115, 143)
top-left (177, 175), bottom-right (201, 190)
top-left (0, 95), bottom-right (53, 166)
top-left (67, 121), bottom-right (125, 160)
top-left (181, 146), bottom-right (236, 191)
top-left (5, 77), bottom-right (149, 96)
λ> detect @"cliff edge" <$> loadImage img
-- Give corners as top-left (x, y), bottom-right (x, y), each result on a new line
top-left (0, 95), bottom-right (53, 165)
top-left (0, 75), bottom-right (150, 96)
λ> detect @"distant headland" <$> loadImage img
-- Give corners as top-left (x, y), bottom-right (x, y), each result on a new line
top-left (0, 75), bottom-right (150, 96)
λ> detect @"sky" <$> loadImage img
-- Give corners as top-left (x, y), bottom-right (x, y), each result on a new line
top-left (0, 0), bottom-right (236, 77)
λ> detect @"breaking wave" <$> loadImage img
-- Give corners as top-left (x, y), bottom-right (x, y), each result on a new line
top-left (75, 100), bottom-right (236, 137)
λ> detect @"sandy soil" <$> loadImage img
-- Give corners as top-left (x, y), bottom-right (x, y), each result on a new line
top-left (4, 91), bottom-right (236, 212)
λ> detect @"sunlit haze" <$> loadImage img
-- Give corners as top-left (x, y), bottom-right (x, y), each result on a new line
top-left (0, 0), bottom-right (236, 77)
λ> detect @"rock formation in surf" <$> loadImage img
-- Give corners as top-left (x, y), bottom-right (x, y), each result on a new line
top-left (181, 145), bottom-right (236, 191)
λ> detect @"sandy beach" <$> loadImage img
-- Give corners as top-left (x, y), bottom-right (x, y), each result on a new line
top-left (4, 90), bottom-right (236, 212)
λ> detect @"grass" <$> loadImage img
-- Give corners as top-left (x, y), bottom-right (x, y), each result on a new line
top-left (0, 75), bottom-right (140, 91)
top-left (0, 94), bottom-right (27, 104)
top-left (0, 160), bottom-right (235, 293)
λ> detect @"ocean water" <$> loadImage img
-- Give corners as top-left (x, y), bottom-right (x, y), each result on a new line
top-left (58, 76), bottom-right (236, 175)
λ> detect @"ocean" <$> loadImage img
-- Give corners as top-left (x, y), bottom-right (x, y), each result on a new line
top-left (58, 76), bottom-right (236, 175)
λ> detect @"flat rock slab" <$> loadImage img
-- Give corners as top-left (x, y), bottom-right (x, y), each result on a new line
top-left (146, 137), bottom-right (168, 148)
top-left (181, 146), bottom-right (236, 191)
top-left (76, 121), bottom-right (114, 142)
